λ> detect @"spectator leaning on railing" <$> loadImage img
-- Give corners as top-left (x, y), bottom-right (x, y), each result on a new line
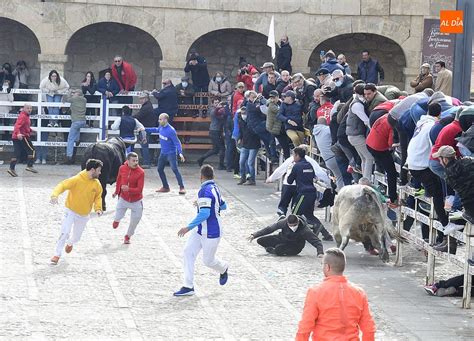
top-left (62, 89), bottom-right (87, 165)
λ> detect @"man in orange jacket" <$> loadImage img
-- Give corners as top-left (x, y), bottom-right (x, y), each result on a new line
top-left (296, 248), bottom-right (376, 341)
top-left (112, 152), bottom-right (145, 244)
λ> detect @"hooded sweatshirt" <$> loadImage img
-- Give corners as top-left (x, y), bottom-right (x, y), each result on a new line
top-left (312, 124), bottom-right (335, 161)
top-left (407, 115), bottom-right (437, 170)
top-left (114, 161), bottom-right (145, 203)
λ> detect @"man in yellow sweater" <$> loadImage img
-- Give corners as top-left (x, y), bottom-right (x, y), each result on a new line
top-left (50, 159), bottom-right (104, 264)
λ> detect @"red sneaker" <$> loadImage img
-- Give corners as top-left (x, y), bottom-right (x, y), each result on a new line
top-left (65, 244), bottom-right (73, 254)
top-left (156, 187), bottom-right (170, 193)
top-left (50, 256), bottom-right (60, 264)
top-left (112, 221), bottom-right (119, 229)
top-left (124, 235), bottom-right (130, 244)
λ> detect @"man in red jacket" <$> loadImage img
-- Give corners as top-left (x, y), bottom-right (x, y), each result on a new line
top-left (111, 55), bottom-right (137, 92)
top-left (8, 104), bottom-right (38, 177)
top-left (112, 152), bottom-right (145, 244)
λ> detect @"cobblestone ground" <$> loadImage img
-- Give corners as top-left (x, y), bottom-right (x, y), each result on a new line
top-left (0, 164), bottom-right (473, 340)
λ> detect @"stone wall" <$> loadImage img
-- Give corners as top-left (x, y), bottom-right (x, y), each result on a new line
top-left (0, 18), bottom-right (41, 87)
top-left (189, 29), bottom-right (273, 82)
top-left (308, 33), bottom-right (406, 89)
top-left (64, 23), bottom-right (163, 90)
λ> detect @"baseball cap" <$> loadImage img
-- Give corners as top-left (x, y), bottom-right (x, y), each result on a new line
top-left (421, 63), bottom-right (431, 68)
top-left (315, 68), bottom-right (330, 76)
top-left (261, 62), bottom-right (274, 69)
top-left (268, 90), bottom-right (279, 98)
top-left (432, 145), bottom-right (456, 158)
top-left (283, 90), bottom-right (296, 99)
top-left (236, 82), bottom-right (245, 88)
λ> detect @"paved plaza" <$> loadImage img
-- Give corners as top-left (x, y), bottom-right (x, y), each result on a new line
top-left (1, 164), bottom-right (473, 340)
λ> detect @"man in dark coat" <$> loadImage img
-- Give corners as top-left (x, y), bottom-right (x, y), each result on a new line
top-left (134, 92), bottom-right (157, 168)
top-left (320, 51), bottom-right (345, 75)
top-left (357, 50), bottom-right (384, 85)
top-left (277, 35), bottom-right (293, 74)
top-left (152, 79), bottom-right (178, 121)
top-left (248, 214), bottom-right (324, 256)
top-left (184, 49), bottom-right (210, 92)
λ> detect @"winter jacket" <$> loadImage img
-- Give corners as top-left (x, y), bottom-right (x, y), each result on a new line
top-left (320, 58), bottom-right (345, 74)
top-left (114, 161), bottom-right (145, 203)
top-left (410, 73), bottom-right (433, 93)
top-left (175, 83), bottom-right (195, 105)
top-left (153, 85), bottom-right (178, 116)
top-left (312, 124), bottom-right (335, 162)
top-left (377, 85), bottom-right (406, 100)
top-left (295, 80), bottom-right (317, 113)
top-left (39, 76), bottom-right (70, 96)
top-left (366, 114), bottom-right (393, 151)
top-left (184, 56), bottom-right (210, 88)
top-left (208, 106), bottom-right (225, 132)
top-left (406, 115), bottom-right (437, 170)
top-left (254, 71), bottom-right (281, 92)
top-left (266, 100), bottom-right (282, 135)
top-left (81, 80), bottom-right (97, 96)
top-left (97, 77), bottom-right (120, 96)
top-left (430, 120), bottom-right (462, 160)
top-left (133, 100), bottom-right (157, 127)
top-left (357, 58), bottom-right (384, 84)
top-left (445, 157), bottom-right (474, 211)
top-left (209, 76), bottom-right (233, 98)
top-left (277, 101), bottom-right (304, 131)
top-left (246, 99), bottom-right (267, 129)
top-left (367, 91), bottom-right (387, 113)
top-left (63, 94), bottom-right (87, 121)
top-left (335, 75), bottom-right (354, 103)
top-left (276, 79), bottom-right (289, 95)
top-left (238, 116), bottom-right (261, 149)
top-left (457, 125), bottom-right (474, 153)
top-left (236, 73), bottom-right (254, 91)
top-left (287, 159), bottom-right (316, 194)
top-left (111, 61), bottom-right (137, 91)
top-left (341, 62), bottom-right (352, 76)
top-left (262, 82), bottom-right (277, 99)
top-left (434, 68), bottom-right (453, 96)
top-left (12, 110), bottom-right (32, 139)
top-left (389, 92), bottom-right (427, 121)
top-left (252, 216), bottom-right (323, 253)
top-left (277, 42), bottom-right (292, 73)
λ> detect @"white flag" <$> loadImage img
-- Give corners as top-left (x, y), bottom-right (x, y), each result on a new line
top-left (267, 16), bottom-right (276, 59)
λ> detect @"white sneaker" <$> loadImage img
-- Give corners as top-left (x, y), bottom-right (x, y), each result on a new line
top-left (53, 123), bottom-right (59, 128)
top-left (35, 159), bottom-right (41, 164)
top-left (443, 222), bottom-right (463, 235)
top-left (47, 123), bottom-right (53, 127)
top-left (42, 159), bottom-right (47, 165)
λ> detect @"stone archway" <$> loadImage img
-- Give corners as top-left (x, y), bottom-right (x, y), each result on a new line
top-left (187, 29), bottom-right (274, 80)
top-left (64, 22), bottom-right (163, 90)
top-left (0, 17), bottom-right (41, 87)
top-left (308, 33), bottom-right (407, 89)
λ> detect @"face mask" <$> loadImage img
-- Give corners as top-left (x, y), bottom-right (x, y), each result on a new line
top-left (181, 82), bottom-right (188, 87)
top-left (288, 224), bottom-right (298, 232)
top-left (335, 80), bottom-right (343, 87)
top-left (252, 77), bottom-right (258, 84)
top-left (241, 114), bottom-right (247, 120)
top-left (216, 77), bottom-right (222, 83)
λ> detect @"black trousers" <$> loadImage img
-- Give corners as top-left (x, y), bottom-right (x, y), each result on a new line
top-left (257, 235), bottom-right (305, 256)
top-left (437, 275), bottom-right (474, 296)
top-left (274, 133), bottom-right (291, 159)
top-left (278, 185), bottom-right (297, 215)
top-left (291, 192), bottom-right (330, 237)
top-left (367, 146), bottom-right (398, 202)
top-left (11, 138), bottom-right (35, 169)
top-left (394, 120), bottom-right (409, 185)
top-left (200, 130), bottom-right (225, 167)
top-left (410, 168), bottom-right (449, 226)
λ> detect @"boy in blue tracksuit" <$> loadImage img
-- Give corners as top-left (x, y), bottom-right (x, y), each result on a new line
top-left (174, 165), bottom-right (229, 296)
top-left (145, 113), bottom-right (186, 194)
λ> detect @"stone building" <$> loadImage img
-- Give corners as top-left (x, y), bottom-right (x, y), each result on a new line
top-left (0, 0), bottom-right (456, 92)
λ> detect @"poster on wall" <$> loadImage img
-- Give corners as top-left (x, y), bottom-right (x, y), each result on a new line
top-left (422, 19), bottom-right (455, 73)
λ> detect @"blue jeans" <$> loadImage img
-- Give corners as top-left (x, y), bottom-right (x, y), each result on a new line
top-left (224, 115), bottom-right (234, 169)
top-left (157, 152), bottom-right (184, 189)
top-left (46, 94), bottom-right (62, 125)
top-left (66, 120), bottom-right (86, 157)
top-left (140, 131), bottom-right (151, 166)
top-left (239, 148), bottom-right (258, 181)
top-left (36, 131), bottom-right (49, 161)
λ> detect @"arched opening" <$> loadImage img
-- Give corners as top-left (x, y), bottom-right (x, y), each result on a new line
top-left (65, 22), bottom-right (163, 90)
top-left (0, 17), bottom-right (41, 87)
top-left (308, 33), bottom-right (407, 89)
top-left (188, 29), bottom-right (274, 80)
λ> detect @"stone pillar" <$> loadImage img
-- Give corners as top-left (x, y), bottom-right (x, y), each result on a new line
top-left (403, 67), bottom-right (420, 94)
top-left (160, 60), bottom-right (185, 86)
top-left (38, 54), bottom-right (68, 80)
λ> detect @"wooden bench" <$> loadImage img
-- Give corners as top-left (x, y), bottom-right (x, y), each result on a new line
top-left (176, 130), bottom-right (209, 137)
top-left (174, 117), bottom-right (211, 123)
top-left (182, 143), bottom-right (212, 150)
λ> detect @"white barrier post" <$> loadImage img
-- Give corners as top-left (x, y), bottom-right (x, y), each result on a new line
top-left (462, 222), bottom-right (472, 309)
top-left (99, 95), bottom-right (108, 140)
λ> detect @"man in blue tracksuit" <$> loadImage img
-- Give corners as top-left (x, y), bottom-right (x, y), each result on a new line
top-left (287, 146), bottom-right (329, 239)
top-left (174, 165), bottom-right (229, 296)
top-left (145, 113), bottom-right (186, 194)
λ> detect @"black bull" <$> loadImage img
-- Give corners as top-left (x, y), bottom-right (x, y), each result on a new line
top-left (81, 137), bottom-right (126, 211)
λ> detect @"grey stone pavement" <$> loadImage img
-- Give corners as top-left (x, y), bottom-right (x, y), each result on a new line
top-left (0, 162), bottom-right (473, 340)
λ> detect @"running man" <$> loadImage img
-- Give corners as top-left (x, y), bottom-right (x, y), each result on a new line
top-left (8, 104), bottom-right (38, 177)
top-left (174, 164), bottom-right (229, 296)
top-left (112, 152), bottom-right (145, 244)
top-left (50, 159), bottom-right (103, 264)
top-left (146, 113), bottom-right (186, 194)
